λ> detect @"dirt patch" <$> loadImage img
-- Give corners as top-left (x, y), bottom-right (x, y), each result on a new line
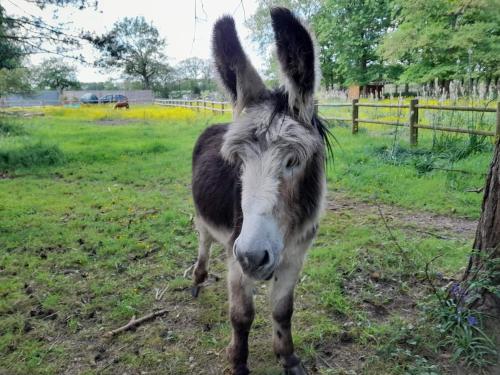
top-left (93, 119), bottom-right (138, 126)
top-left (328, 191), bottom-right (477, 240)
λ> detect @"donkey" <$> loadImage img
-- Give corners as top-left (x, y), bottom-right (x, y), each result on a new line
top-left (191, 7), bottom-right (330, 375)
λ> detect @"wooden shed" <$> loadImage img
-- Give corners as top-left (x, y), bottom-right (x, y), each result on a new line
top-left (348, 82), bottom-right (384, 99)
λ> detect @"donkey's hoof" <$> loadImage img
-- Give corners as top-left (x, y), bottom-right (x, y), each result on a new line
top-left (191, 285), bottom-right (201, 298)
top-left (232, 364), bottom-right (250, 375)
top-left (284, 362), bottom-right (308, 375)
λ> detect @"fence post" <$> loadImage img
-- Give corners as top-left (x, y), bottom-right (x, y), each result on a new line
top-left (352, 99), bottom-right (359, 134)
top-left (314, 99), bottom-right (319, 117)
top-left (221, 102), bottom-right (225, 114)
top-left (203, 100), bottom-right (206, 112)
top-left (409, 99), bottom-right (419, 146)
top-left (496, 101), bottom-right (500, 140)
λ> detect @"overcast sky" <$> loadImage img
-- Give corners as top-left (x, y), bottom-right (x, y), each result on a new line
top-left (3, 0), bottom-right (264, 82)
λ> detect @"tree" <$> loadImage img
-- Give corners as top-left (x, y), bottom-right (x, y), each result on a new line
top-left (0, 5), bottom-right (23, 70)
top-left (174, 58), bottom-right (214, 96)
top-left (462, 137), bottom-right (500, 310)
top-left (313, 0), bottom-right (395, 88)
top-left (246, 0), bottom-right (321, 54)
top-left (379, 0), bottom-right (500, 92)
top-left (34, 58), bottom-right (80, 92)
top-left (86, 17), bottom-right (168, 89)
top-left (0, 68), bottom-right (32, 97)
top-left (0, 1), bottom-right (97, 59)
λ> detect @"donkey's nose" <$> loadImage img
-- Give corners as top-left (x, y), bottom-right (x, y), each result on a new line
top-left (235, 247), bottom-right (271, 271)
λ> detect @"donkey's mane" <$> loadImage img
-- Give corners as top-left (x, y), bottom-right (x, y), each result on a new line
top-left (267, 87), bottom-right (334, 166)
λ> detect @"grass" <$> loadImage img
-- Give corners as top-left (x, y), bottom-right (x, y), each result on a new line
top-left (0, 105), bottom-right (496, 374)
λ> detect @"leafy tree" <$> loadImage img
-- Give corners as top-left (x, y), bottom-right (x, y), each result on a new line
top-left (150, 63), bottom-right (176, 98)
top-left (0, 0), bottom-right (97, 58)
top-left (34, 58), bottom-right (80, 92)
top-left (313, 0), bottom-right (394, 88)
top-left (81, 80), bottom-right (120, 91)
top-left (246, 0), bottom-right (321, 54)
top-left (247, 0), bottom-right (396, 88)
top-left (262, 53), bottom-right (280, 87)
top-left (0, 5), bottom-right (23, 69)
top-left (164, 57), bottom-right (216, 96)
top-left (379, 0), bottom-right (500, 90)
top-left (86, 17), bottom-right (168, 89)
top-left (0, 68), bottom-right (32, 96)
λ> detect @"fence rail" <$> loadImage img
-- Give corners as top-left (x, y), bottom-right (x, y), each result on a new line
top-left (154, 99), bottom-right (232, 113)
top-left (153, 98), bottom-right (499, 145)
top-left (319, 99), bottom-right (500, 145)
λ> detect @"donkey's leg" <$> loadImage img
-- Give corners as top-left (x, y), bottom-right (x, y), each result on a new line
top-left (227, 258), bottom-right (255, 375)
top-left (271, 244), bottom-right (310, 375)
top-left (191, 218), bottom-right (213, 297)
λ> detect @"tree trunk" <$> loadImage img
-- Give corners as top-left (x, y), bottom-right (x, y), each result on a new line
top-left (463, 137), bottom-right (500, 310)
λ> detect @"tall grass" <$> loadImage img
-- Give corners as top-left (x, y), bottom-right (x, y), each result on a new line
top-left (0, 117), bottom-right (25, 136)
top-left (0, 141), bottom-right (65, 170)
top-left (0, 116), bottom-right (64, 171)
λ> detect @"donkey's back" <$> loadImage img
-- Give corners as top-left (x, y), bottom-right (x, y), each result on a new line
top-left (192, 123), bottom-right (239, 233)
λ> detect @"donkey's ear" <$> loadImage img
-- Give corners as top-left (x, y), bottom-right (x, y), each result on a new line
top-left (212, 16), bottom-right (266, 114)
top-left (271, 7), bottom-right (318, 121)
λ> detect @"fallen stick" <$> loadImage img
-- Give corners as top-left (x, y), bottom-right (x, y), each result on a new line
top-left (183, 264), bottom-right (195, 278)
top-left (104, 308), bottom-right (169, 338)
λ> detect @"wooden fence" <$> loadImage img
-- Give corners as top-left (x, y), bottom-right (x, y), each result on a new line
top-left (320, 99), bottom-right (500, 145)
top-left (154, 98), bottom-right (500, 145)
top-left (154, 99), bottom-right (231, 114)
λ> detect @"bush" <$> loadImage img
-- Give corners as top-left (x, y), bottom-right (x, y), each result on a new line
top-left (0, 142), bottom-right (65, 170)
top-left (0, 117), bottom-right (25, 136)
top-left (431, 132), bottom-right (491, 162)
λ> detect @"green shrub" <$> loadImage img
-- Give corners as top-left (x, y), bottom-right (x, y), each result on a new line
top-left (0, 142), bottom-right (65, 170)
top-left (0, 117), bottom-right (25, 136)
top-left (431, 132), bottom-right (491, 162)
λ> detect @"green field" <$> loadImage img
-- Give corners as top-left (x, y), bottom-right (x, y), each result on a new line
top-left (0, 106), bottom-right (496, 374)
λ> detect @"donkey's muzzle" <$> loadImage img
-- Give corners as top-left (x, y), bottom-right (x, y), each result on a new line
top-left (234, 213), bottom-right (283, 280)
top-left (233, 238), bottom-right (279, 280)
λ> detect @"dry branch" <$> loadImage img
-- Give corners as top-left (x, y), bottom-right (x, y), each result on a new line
top-left (104, 308), bottom-right (169, 338)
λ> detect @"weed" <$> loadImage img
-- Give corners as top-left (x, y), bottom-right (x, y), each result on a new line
top-left (431, 132), bottom-right (491, 163)
top-left (429, 295), bottom-right (498, 368)
top-left (0, 142), bottom-right (65, 170)
top-left (424, 252), bottom-right (499, 370)
top-left (0, 117), bottom-right (25, 136)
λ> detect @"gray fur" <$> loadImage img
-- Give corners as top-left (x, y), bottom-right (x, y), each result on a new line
top-left (191, 8), bottom-right (326, 374)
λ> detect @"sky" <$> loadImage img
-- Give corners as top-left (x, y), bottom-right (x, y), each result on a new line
top-left (3, 0), bottom-right (264, 82)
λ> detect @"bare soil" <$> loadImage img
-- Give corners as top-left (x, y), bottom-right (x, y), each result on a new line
top-left (93, 119), bottom-right (139, 126)
top-left (328, 191), bottom-right (477, 240)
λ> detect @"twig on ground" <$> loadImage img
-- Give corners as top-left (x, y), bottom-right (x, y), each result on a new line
top-left (183, 264), bottom-right (195, 278)
top-left (424, 254), bottom-right (444, 304)
top-left (104, 308), bottom-right (169, 338)
top-left (415, 229), bottom-right (452, 240)
top-left (154, 286), bottom-right (168, 301)
top-left (465, 187), bottom-right (484, 193)
top-left (432, 167), bottom-right (485, 176)
top-left (376, 205), bottom-right (413, 266)
top-left (317, 354), bottom-right (336, 369)
top-left (130, 246), bottom-right (161, 261)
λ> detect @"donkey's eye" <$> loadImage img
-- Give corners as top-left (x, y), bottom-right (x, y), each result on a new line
top-left (285, 156), bottom-right (300, 169)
